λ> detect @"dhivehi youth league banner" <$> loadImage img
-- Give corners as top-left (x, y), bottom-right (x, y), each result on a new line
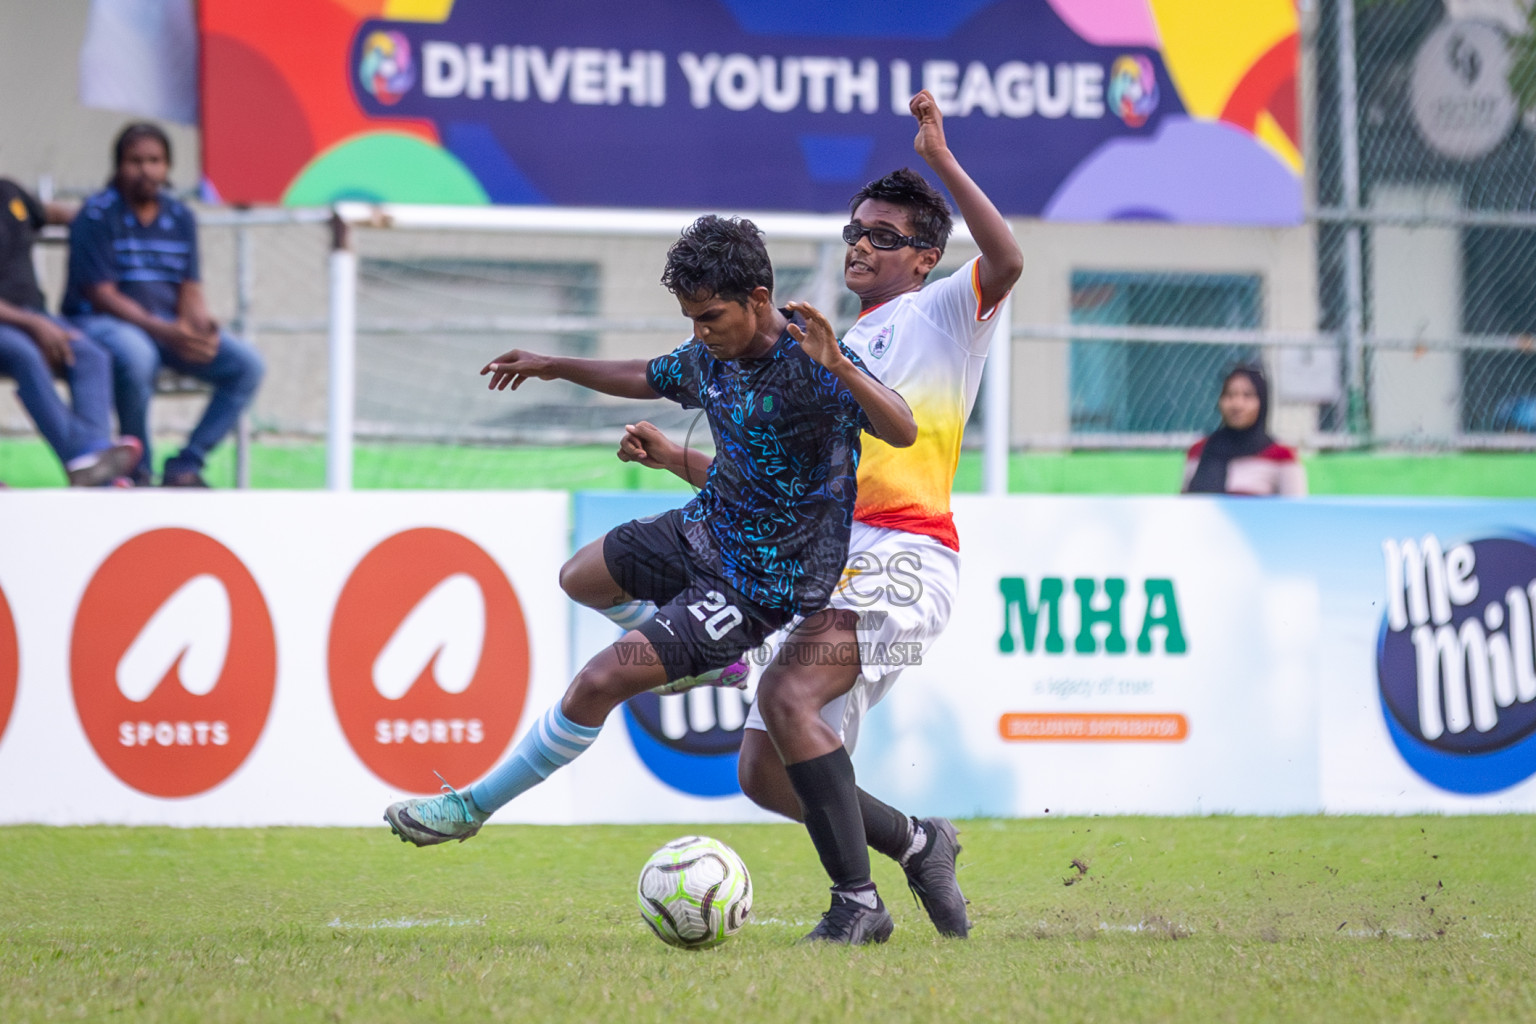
top-left (200, 0), bottom-right (1302, 223)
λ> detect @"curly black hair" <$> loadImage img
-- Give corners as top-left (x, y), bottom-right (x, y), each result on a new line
top-left (848, 168), bottom-right (953, 254)
top-left (113, 122), bottom-right (173, 168)
top-left (661, 215), bottom-right (773, 305)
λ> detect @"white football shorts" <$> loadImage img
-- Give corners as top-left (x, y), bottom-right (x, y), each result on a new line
top-left (742, 521), bottom-right (959, 753)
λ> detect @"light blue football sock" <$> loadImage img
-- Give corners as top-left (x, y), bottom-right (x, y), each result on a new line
top-left (468, 703), bottom-right (603, 815)
top-left (601, 600), bottom-right (656, 631)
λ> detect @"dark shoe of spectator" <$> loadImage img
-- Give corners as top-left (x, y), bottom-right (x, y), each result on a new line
top-left (161, 466), bottom-right (211, 488)
top-left (67, 438), bottom-right (144, 488)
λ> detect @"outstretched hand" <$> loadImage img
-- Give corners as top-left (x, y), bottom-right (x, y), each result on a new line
top-left (910, 89), bottom-right (949, 165)
top-left (783, 301), bottom-right (845, 371)
top-left (481, 348), bottom-right (556, 391)
top-left (617, 420), bottom-right (678, 470)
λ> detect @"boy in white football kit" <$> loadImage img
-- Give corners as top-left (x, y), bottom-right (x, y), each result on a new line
top-left (630, 90), bottom-right (1022, 944)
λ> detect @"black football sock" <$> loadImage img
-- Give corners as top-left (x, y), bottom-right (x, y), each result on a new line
top-left (858, 788), bottom-right (914, 863)
top-left (784, 747), bottom-right (872, 888)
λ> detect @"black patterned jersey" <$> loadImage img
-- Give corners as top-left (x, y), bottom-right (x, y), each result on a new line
top-left (646, 318), bottom-right (877, 614)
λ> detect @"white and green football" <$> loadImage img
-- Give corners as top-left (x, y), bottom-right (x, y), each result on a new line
top-left (636, 836), bottom-right (753, 949)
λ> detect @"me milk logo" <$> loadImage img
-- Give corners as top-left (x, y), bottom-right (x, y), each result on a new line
top-left (1378, 533), bottom-right (1536, 793)
top-left (623, 686), bottom-right (749, 798)
top-left (328, 528), bottom-right (529, 794)
top-left (70, 529), bottom-right (276, 797)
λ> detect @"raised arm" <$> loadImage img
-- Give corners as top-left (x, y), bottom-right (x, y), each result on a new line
top-left (910, 89), bottom-right (1023, 313)
top-left (786, 301), bottom-right (917, 448)
top-left (480, 349), bottom-right (659, 400)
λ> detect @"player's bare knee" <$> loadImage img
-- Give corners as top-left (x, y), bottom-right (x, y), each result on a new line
top-left (753, 671), bottom-right (787, 723)
top-left (567, 658), bottom-right (634, 710)
top-left (557, 556), bottom-right (587, 602)
top-left (559, 540), bottom-right (618, 608)
top-left (754, 674), bottom-right (816, 734)
top-left (564, 664), bottom-right (601, 707)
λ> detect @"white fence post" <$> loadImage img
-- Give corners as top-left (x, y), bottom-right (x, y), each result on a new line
top-left (233, 223), bottom-right (254, 489)
top-left (1335, 0), bottom-right (1367, 440)
top-left (984, 294), bottom-right (1013, 496)
top-left (326, 213), bottom-right (357, 491)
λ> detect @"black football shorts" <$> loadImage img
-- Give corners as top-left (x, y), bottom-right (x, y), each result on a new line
top-left (603, 509), bottom-right (792, 681)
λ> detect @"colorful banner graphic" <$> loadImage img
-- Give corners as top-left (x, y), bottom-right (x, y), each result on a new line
top-left (327, 527), bottom-right (532, 793)
top-left (0, 492), bottom-right (568, 826)
top-left (200, 0), bottom-right (1302, 224)
top-left (69, 528), bottom-right (277, 798)
top-left (865, 496), bottom-right (1536, 818)
top-left (5, 492), bottom-right (1528, 825)
top-left (0, 581), bottom-right (16, 748)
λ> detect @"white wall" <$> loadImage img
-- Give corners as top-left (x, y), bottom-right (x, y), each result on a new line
top-left (0, 1), bottom-right (200, 197)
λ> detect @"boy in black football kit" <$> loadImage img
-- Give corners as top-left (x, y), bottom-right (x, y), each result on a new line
top-left (385, 217), bottom-right (917, 917)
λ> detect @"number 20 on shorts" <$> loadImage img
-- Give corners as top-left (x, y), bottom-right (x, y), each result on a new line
top-left (687, 591), bottom-right (743, 640)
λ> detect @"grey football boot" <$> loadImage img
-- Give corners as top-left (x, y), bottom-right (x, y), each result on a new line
top-left (903, 817), bottom-right (971, 937)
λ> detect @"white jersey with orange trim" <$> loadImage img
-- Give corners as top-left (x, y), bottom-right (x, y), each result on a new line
top-left (741, 256), bottom-right (1008, 745)
top-left (842, 255), bottom-right (1004, 551)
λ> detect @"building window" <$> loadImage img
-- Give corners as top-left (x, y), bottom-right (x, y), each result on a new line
top-left (1069, 271), bottom-right (1263, 435)
top-left (1461, 228), bottom-right (1536, 434)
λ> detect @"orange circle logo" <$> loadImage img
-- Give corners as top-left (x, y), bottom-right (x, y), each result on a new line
top-left (70, 529), bottom-right (277, 797)
top-left (0, 580), bottom-right (17, 746)
top-left (328, 528), bottom-right (530, 793)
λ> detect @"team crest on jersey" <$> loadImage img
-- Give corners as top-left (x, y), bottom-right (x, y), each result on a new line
top-left (869, 326), bottom-right (894, 359)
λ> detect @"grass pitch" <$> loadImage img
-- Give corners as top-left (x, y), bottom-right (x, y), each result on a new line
top-left (3, 816), bottom-right (1534, 1023)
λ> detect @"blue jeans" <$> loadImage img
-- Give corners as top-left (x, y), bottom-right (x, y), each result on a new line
top-left (0, 315), bottom-right (114, 465)
top-left (70, 314), bottom-right (264, 475)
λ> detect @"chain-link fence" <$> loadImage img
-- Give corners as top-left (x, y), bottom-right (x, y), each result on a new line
top-left (191, 214), bottom-right (857, 452)
top-left (1316, 0), bottom-right (1536, 446)
top-left (13, 0), bottom-right (1536, 487)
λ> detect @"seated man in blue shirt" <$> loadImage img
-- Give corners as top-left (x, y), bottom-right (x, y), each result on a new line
top-left (63, 123), bottom-right (264, 487)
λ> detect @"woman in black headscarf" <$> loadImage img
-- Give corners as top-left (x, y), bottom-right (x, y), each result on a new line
top-left (1182, 365), bottom-right (1306, 496)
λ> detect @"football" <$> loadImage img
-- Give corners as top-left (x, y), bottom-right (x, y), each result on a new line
top-left (636, 835), bottom-right (753, 949)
